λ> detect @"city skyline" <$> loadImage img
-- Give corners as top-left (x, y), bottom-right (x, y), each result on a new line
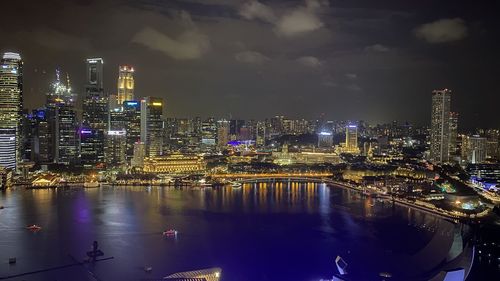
top-left (1, 0), bottom-right (499, 129)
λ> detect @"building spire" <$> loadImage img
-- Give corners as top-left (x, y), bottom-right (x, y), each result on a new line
top-left (66, 73), bottom-right (71, 89)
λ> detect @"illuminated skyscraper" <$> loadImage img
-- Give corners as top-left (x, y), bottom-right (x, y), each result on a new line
top-left (430, 89), bottom-right (451, 163)
top-left (141, 97), bottom-right (164, 157)
top-left (462, 135), bottom-right (486, 164)
top-left (105, 129), bottom-right (126, 167)
top-left (217, 120), bottom-right (230, 148)
top-left (345, 125), bottom-right (359, 153)
top-left (449, 112), bottom-right (459, 156)
top-left (255, 121), bottom-right (266, 147)
top-left (46, 70), bottom-right (78, 165)
top-left (117, 65), bottom-right (134, 106)
top-left (0, 52), bottom-right (23, 170)
top-left (201, 117), bottom-right (216, 146)
top-left (318, 131), bottom-right (333, 148)
top-left (81, 58), bottom-right (107, 168)
top-left (123, 101), bottom-right (141, 163)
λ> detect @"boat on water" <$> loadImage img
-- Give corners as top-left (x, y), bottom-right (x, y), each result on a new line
top-left (163, 229), bottom-right (178, 237)
top-left (26, 224), bottom-right (42, 231)
top-left (230, 182), bottom-right (242, 188)
top-left (144, 266), bottom-right (153, 272)
top-left (84, 181), bottom-right (100, 188)
top-left (0, 206), bottom-right (4, 209)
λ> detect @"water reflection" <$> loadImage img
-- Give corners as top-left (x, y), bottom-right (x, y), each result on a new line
top-left (0, 183), bottom-right (458, 281)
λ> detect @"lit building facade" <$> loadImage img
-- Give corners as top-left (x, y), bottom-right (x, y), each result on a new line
top-left (449, 112), bottom-right (459, 156)
top-left (217, 119), bottom-right (230, 148)
top-left (81, 58), bottom-right (107, 168)
top-left (201, 117), bottom-right (216, 146)
top-left (342, 125), bottom-right (360, 154)
top-left (105, 129), bottom-right (127, 167)
top-left (0, 52), bottom-right (23, 170)
top-left (123, 101), bottom-right (141, 163)
top-left (143, 154), bottom-right (206, 174)
top-left (117, 65), bottom-right (134, 106)
top-left (141, 97), bottom-right (164, 157)
top-left (430, 89), bottom-right (451, 163)
top-left (46, 70), bottom-right (79, 165)
top-left (462, 135), bottom-right (486, 164)
top-left (131, 142), bottom-right (145, 168)
top-left (255, 121), bottom-right (266, 147)
top-left (318, 131), bottom-right (333, 148)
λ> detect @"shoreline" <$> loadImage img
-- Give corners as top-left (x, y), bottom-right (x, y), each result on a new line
top-left (8, 178), bottom-right (492, 223)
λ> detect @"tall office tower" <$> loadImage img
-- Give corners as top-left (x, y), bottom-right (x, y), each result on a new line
top-left (201, 117), bottom-right (216, 146)
top-left (46, 70), bottom-right (79, 165)
top-left (430, 89), bottom-right (451, 163)
top-left (0, 52), bottom-right (23, 170)
top-left (462, 135), bottom-right (486, 164)
top-left (141, 97), bottom-right (164, 157)
top-left (123, 101), bottom-right (141, 163)
top-left (255, 121), bottom-right (266, 147)
top-left (318, 131), bottom-right (333, 148)
top-left (131, 142), bottom-right (145, 168)
top-left (217, 120), bottom-right (230, 148)
top-left (270, 115), bottom-right (284, 136)
top-left (30, 109), bottom-right (51, 163)
top-left (345, 125), bottom-right (358, 152)
top-left (449, 112), bottom-right (459, 156)
top-left (81, 58), bottom-right (107, 168)
top-left (105, 130), bottom-right (126, 167)
top-left (117, 65), bottom-right (134, 106)
top-left (229, 119), bottom-right (244, 140)
top-left (20, 110), bottom-right (34, 161)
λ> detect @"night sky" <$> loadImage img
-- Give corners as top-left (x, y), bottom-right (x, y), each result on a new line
top-left (2, 0), bottom-right (499, 129)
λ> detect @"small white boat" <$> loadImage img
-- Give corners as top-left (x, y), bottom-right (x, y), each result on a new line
top-left (144, 266), bottom-right (153, 272)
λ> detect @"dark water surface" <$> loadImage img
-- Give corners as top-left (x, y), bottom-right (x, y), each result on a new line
top-left (0, 183), bottom-right (465, 280)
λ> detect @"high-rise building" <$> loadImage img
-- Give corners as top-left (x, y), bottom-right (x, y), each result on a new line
top-left (201, 117), bottom-right (216, 146)
top-left (105, 129), bottom-right (126, 167)
top-left (255, 121), bottom-right (266, 147)
top-left (81, 58), bottom-right (107, 169)
top-left (0, 52), bottom-right (23, 170)
top-left (141, 97), bottom-right (164, 157)
top-left (318, 131), bottom-right (333, 148)
top-left (123, 101), bottom-right (141, 163)
top-left (131, 141), bottom-right (145, 168)
top-left (449, 112), bottom-right (459, 156)
top-left (46, 70), bottom-right (79, 165)
top-left (217, 120), bottom-right (230, 148)
top-left (30, 109), bottom-right (51, 163)
top-left (462, 135), bottom-right (487, 164)
top-left (345, 125), bottom-right (359, 153)
top-left (117, 65), bottom-right (134, 106)
top-left (430, 89), bottom-right (451, 163)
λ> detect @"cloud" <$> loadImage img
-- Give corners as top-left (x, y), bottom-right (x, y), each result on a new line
top-left (131, 12), bottom-right (210, 59)
top-left (239, 0), bottom-right (327, 37)
top-left (296, 56), bottom-right (322, 67)
top-left (235, 51), bottom-right (270, 64)
top-left (364, 44), bottom-right (390, 52)
top-left (414, 18), bottom-right (467, 43)
top-left (31, 28), bottom-right (92, 51)
top-left (345, 73), bottom-right (357, 79)
top-left (346, 83), bottom-right (362, 92)
top-left (275, 7), bottom-right (324, 37)
top-left (239, 0), bottom-right (276, 22)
